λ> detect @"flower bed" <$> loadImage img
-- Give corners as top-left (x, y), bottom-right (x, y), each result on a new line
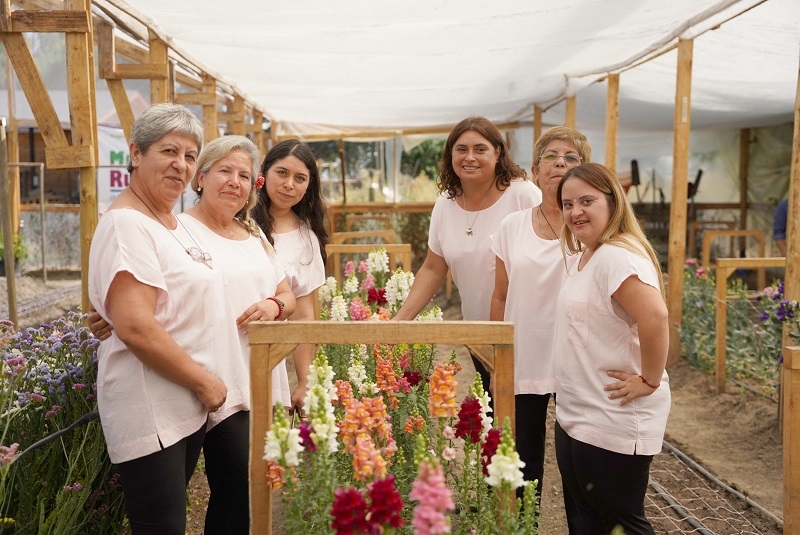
top-left (0, 313), bottom-right (125, 533)
top-left (256, 248), bottom-right (538, 534)
top-left (678, 259), bottom-right (797, 398)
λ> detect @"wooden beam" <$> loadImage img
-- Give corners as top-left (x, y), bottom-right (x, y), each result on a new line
top-left (1, 0), bottom-right (10, 32)
top-left (226, 95), bottom-right (246, 135)
top-left (1, 32), bottom-right (69, 147)
top-left (148, 32), bottom-right (168, 103)
top-left (6, 59), bottom-right (21, 234)
top-left (533, 105), bottom-right (542, 146)
top-left (783, 49), bottom-right (800, 535)
top-left (605, 73), bottom-right (619, 176)
top-left (45, 144), bottom-right (95, 169)
top-left (0, 119), bottom-right (19, 327)
top-left (565, 96), bottom-right (577, 129)
top-left (9, 9), bottom-right (89, 32)
top-left (111, 63), bottom-right (169, 80)
top-left (107, 79), bottom-right (134, 141)
top-left (174, 92), bottom-right (217, 106)
top-left (202, 74), bottom-right (219, 142)
top-left (666, 39), bottom-right (693, 367)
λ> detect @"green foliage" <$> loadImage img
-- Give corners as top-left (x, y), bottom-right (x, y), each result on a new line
top-left (400, 139), bottom-right (444, 183)
top-left (678, 260), bottom-right (782, 398)
top-left (0, 234), bottom-right (28, 261)
top-left (0, 313), bottom-right (126, 534)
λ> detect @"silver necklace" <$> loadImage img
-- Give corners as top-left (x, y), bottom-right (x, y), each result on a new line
top-left (129, 186), bottom-right (213, 269)
top-left (537, 206), bottom-right (559, 240)
top-left (458, 185), bottom-right (493, 236)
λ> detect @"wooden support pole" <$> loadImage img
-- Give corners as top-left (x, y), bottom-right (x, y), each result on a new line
top-left (66, 0), bottom-right (99, 313)
top-left (148, 32), bottom-right (168, 104)
top-left (783, 50), bottom-right (800, 533)
top-left (565, 96), bottom-right (576, 129)
top-left (339, 138), bottom-right (347, 205)
top-left (605, 73), bottom-right (619, 176)
top-left (6, 60), bottom-right (20, 234)
top-left (202, 74), bottom-right (219, 142)
top-left (739, 129), bottom-right (750, 254)
top-left (666, 39), bottom-right (693, 367)
top-left (0, 119), bottom-right (19, 328)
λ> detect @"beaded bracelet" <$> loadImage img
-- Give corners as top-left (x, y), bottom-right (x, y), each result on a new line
top-left (639, 375), bottom-right (660, 389)
top-left (266, 297), bottom-right (284, 320)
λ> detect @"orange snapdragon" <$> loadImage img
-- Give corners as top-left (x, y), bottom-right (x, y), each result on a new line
top-left (428, 362), bottom-right (458, 419)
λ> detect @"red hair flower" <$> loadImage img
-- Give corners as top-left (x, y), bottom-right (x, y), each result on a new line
top-left (255, 173), bottom-right (265, 190)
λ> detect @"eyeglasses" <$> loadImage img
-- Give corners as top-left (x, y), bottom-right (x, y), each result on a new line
top-left (186, 246), bottom-right (213, 269)
top-left (562, 196), bottom-right (598, 210)
top-left (540, 153), bottom-right (582, 165)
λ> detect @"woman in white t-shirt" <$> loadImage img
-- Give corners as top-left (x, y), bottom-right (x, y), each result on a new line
top-left (490, 126), bottom-right (591, 502)
top-left (394, 116), bottom-right (541, 394)
top-left (554, 163), bottom-right (670, 535)
top-left (253, 139), bottom-right (329, 410)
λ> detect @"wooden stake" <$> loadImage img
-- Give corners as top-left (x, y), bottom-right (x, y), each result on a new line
top-left (666, 39), bottom-right (693, 367)
top-left (605, 73), bottom-right (619, 176)
top-left (565, 96), bottom-right (576, 129)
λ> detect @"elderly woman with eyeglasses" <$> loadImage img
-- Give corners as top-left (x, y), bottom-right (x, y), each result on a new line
top-left (489, 126), bottom-right (591, 505)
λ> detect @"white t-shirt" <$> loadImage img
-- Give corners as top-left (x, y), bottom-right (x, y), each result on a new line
top-left (429, 179), bottom-right (541, 321)
top-left (273, 225), bottom-right (326, 298)
top-left (491, 208), bottom-right (576, 395)
top-left (553, 243), bottom-right (671, 456)
top-left (179, 214), bottom-right (291, 429)
top-left (89, 208), bottom-right (228, 463)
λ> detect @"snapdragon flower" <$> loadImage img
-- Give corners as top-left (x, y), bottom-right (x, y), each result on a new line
top-left (485, 419), bottom-right (525, 489)
top-left (330, 295), bottom-right (348, 321)
top-left (367, 247), bottom-right (390, 276)
top-left (384, 269), bottom-right (415, 311)
top-left (264, 404), bottom-right (304, 468)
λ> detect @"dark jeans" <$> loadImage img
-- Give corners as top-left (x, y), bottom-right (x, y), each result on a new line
top-left (555, 422), bottom-right (655, 535)
top-left (116, 424), bottom-right (206, 535)
top-left (203, 410), bottom-right (250, 535)
top-left (515, 393), bottom-right (551, 501)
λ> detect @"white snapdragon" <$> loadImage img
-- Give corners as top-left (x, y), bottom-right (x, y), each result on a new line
top-left (485, 451), bottom-right (526, 488)
top-left (416, 305), bottom-right (444, 322)
top-left (367, 247), bottom-right (390, 275)
top-left (264, 409), bottom-right (304, 467)
top-left (330, 295), bottom-right (348, 321)
top-left (384, 269), bottom-right (415, 311)
top-left (343, 274), bottom-right (360, 296)
top-left (469, 375), bottom-right (493, 439)
top-left (359, 380), bottom-right (380, 396)
top-left (308, 384), bottom-right (340, 454)
top-left (317, 276), bottom-right (338, 305)
top-left (348, 358), bottom-right (367, 391)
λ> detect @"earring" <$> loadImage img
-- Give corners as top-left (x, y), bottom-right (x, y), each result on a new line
top-left (198, 185), bottom-right (203, 191)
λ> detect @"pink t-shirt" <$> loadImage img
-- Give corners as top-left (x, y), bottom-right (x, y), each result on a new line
top-left (428, 179), bottom-right (540, 321)
top-left (554, 243), bottom-right (670, 456)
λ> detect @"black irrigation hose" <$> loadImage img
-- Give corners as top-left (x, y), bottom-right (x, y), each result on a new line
top-left (15, 410), bottom-right (99, 460)
top-left (661, 438), bottom-right (784, 530)
top-left (648, 477), bottom-right (714, 535)
top-left (727, 376), bottom-right (778, 404)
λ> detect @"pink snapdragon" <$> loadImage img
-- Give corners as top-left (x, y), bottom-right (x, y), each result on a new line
top-left (410, 461), bottom-right (454, 534)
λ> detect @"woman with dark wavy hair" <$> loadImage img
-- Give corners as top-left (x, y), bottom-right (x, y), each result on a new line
top-left (253, 139), bottom-right (329, 409)
top-left (394, 116), bottom-right (541, 394)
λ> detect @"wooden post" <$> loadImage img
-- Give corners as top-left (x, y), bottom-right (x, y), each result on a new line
top-left (66, 0), bottom-right (99, 313)
top-left (6, 61), bottom-right (20, 234)
top-left (565, 96), bottom-right (576, 129)
top-left (783, 50), bottom-right (800, 533)
top-left (148, 32), bottom-right (168, 104)
top-left (202, 74), bottom-right (219, 142)
top-left (605, 73), bottom-right (619, 177)
top-left (0, 118), bottom-right (19, 327)
top-left (666, 39), bottom-right (693, 367)
top-left (739, 129), bottom-right (750, 254)
top-left (338, 138), bottom-right (347, 205)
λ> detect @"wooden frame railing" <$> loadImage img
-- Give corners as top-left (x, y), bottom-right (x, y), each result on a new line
top-left (714, 257), bottom-right (786, 393)
top-left (702, 229), bottom-right (766, 290)
top-left (345, 214), bottom-right (392, 231)
top-left (247, 320), bottom-right (514, 534)
top-left (688, 219), bottom-right (737, 259)
top-left (330, 229), bottom-right (396, 245)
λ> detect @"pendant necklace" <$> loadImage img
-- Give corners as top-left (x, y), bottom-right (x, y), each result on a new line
top-left (459, 184), bottom-right (493, 236)
top-left (129, 186), bottom-right (214, 269)
top-left (536, 206), bottom-right (559, 240)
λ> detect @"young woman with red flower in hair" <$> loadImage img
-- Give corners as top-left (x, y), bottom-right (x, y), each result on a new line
top-left (253, 139), bottom-right (330, 411)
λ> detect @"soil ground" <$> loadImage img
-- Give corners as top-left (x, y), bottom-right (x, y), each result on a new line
top-left (1, 275), bottom-right (783, 533)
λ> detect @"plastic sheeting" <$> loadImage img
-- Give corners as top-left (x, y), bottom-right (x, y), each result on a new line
top-left (103, 0), bottom-right (800, 134)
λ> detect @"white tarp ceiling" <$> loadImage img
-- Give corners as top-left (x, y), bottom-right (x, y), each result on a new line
top-left (103, 0), bottom-right (800, 135)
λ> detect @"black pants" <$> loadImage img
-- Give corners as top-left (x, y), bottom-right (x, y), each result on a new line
top-left (115, 424), bottom-right (206, 535)
top-left (555, 422), bottom-right (654, 535)
top-left (515, 393), bottom-right (551, 501)
top-left (203, 410), bottom-right (250, 535)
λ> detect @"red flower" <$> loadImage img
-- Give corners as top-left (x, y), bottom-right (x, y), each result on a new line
top-left (402, 370), bottom-right (422, 388)
top-left (455, 395), bottom-right (483, 444)
top-left (368, 475), bottom-right (406, 528)
top-left (368, 287), bottom-right (388, 305)
top-left (298, 420), bottom-right (316, 452)
top-left (481, 427), bottom-right (502, 475)
top-left (331, 486), bottom-right (370, 534)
